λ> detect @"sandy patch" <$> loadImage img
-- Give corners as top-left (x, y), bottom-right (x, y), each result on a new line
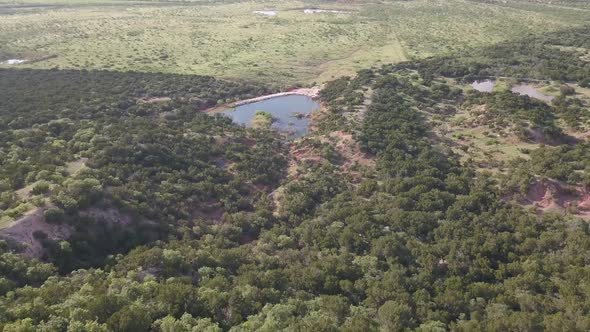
top-left (329, 131), bottom-right (375, 173)
top-left (287, 130), bottom-right (375, 179)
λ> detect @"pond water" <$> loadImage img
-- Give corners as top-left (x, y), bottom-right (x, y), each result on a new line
top-left (303, 9), bottom-right (350, 14)
top-left (221, 95), bottom-right (319, 138)
top-left (254, 10), bottom-right (277, 16)
top-left (511, 84), bottom-right (555, 102)
top-left (471, 79), bottom-right (495, 92)
top-left (1, 59), bottom-right (25, 65)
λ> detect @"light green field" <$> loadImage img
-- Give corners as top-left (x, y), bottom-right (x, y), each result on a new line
top-left (1, 0), bottom-right (589, 84)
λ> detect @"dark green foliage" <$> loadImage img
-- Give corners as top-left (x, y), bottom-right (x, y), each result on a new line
top-left (0, 241), bottom-right (56, 295)
top-left (43, 207), bottom-right (64, 223)
top-left (0, 68), bottom-right (285, 270)
top-left (2, 28), bottom-right (590, 332)
top-left (553, 95), bottom-right (590, 130)
top-left (502, 143), bottom-right (590, 192)
top-left (402, 26), bottom-right (590, 82)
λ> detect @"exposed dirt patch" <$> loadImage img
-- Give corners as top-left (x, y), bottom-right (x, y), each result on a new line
top-left (520, 179), bottom-right (590, 218)
top-left (138, 97), bottom-right (172, 104)
top-left (329, 131), bottom-right (375, 172)
top-left (15, 183), bottom-right (36, 200)
top-left (269, 187), bottom-right (285, 216)
top-left (66, 157), bottom-right (88, 176)
top-left (0, 207), bottom-right (73, 258)
top-left (231, 87), bottom-right (320, 107)
top-left (288, 144), bottom-right (323, 177)
top-left (0, 205), bottom-right (146, 258)
top-left (203, 87), bottom-right (321, 114)
top-left (286, 130), bottom-right (375, 181)
top-left (564, 128), bottom-right (590, 141)
top-left (79, 207), bottom-right (135, 226)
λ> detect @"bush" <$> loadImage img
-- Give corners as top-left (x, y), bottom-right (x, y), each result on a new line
top-left (33, 230), bottom-right (47, 240)
top-left (31, 181), bottom-right (50, 195)
top-left (559, 84), bottom-right (575, 96)
top-left (43, 207), bottom-right (65, 224)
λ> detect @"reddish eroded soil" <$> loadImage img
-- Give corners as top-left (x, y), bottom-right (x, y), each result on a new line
top-left (522, 179), bottom-right (590, 218)
top-left (288, 145), bottom-right (323, 177)
top-left (329, 131), bottom-right (375, 171)
top-left (287, 130), bottom-right (375, 181)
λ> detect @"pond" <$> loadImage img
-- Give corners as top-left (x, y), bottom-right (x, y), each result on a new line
top-left (303, 9), bottom-right (350, 14)
top-left (511, 84), bottom-right (555, 102)
top-left (254, 10), bottom-right (277, 16)
top-left (471, 79), bottom-right (495, 92)
top-left (1, 59), bottom-right (25, 65)
top-left (221, 95), bottom-right (320, 138)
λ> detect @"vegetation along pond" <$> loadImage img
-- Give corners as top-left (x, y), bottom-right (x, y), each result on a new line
top-left (221, 95), bottom-right (320, 138)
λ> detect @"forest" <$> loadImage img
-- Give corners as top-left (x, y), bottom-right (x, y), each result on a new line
top-left (0, 12), bottom-right (590, 332)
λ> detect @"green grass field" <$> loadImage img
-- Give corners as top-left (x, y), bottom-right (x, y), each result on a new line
top-left (1, 0), bottom-right (589, 84)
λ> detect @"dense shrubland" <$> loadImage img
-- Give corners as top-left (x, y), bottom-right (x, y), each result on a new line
top-left (463, 90), bottom-right (564, 142)
top-left (401, 26), bottom-right (590, 83)
top-left (501, 143), bottom-right (590, 194)
top-left (0, 69), bottom-right (283, 270)
top-left (1, 27), bottom-right (590, 331)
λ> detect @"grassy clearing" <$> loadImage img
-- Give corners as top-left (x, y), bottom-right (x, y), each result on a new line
top-left (0, 0), bottom-right (589, 84)
top-left (434, 106), bottom-right (538, 174)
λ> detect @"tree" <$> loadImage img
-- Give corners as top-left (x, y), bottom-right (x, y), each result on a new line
top-left (43, 207), bottom-right (65, 224)
top-left (377, 301), bottom-right (414, 332)
top-left (107, 303), bottom-right (152, 332)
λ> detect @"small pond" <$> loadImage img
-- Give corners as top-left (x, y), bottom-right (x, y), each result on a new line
top-left (511, 84), bottom-right (555, 102)
top-left (221, 95), bottom-right (320, 138)
top-left (303, 9), bottom-right (350, 14)
top-left (471, 79), bottom-right (495, 93)
top-left (254, 10), bottom-right (277, 16)
top-left (1, 59), bottom-right (25, 65)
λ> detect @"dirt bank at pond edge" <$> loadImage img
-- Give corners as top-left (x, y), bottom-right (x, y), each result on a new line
top-left (232, 87), bottom-right (320, 106)
top-left (204, 87), bottom-right (321, 113)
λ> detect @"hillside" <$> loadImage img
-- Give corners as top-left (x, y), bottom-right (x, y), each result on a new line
top-left (0, 21), bottom-right (589, 331)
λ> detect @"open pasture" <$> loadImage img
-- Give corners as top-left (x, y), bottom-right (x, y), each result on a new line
top-left (1, 0), bottom-right (589, 84)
